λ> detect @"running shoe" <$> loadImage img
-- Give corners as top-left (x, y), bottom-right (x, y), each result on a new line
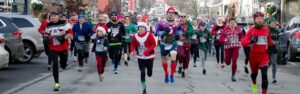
top-left (231, 76), bottom-right (236, 82)
top-left (251, 84), bottom-right (258, 94)
top-left (47, 65), bottom-right (51, 71)
top-left (113, 68), bottom-right (118, 74)
top-left (221, 63), bottom-right (225, 69)
top-left (124, 61), bottom-right (128, 66)
top-left (78, 66), bottom-right (83, 72)
top-left (272, 80), bottom-right (277, 84)
top-left (170, 75), bottom-right (175, 83)
top-left (181, 71), bottom-right (185, 78)
top-left (193, 63), bottom-right (197, 67)
top-left (164, 75), bottom-right (169, 83)
top-left (53, 83), bottom-right (60, 91)
top-left (99, 75), bottom-right (104, 82)
top-left (178, 67), bottom-right (182, 74)
top-left (142, 87), bottom-right (147, 94)
top-left (244, 66), bottom-right (249, 74)
top-left (203, 69), bottom-right (206, 75)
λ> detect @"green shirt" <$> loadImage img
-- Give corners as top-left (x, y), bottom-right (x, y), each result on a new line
top-left (124, 23), bottom-right (138, 42)
top-left (179, 21), bottom-right (194, 44)
top-left (269, 27), bottom-right (280, 44)
top-left (197, 29), bottom-right (212, 51)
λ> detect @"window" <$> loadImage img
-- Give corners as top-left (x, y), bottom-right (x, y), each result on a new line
top-left (11, 17), bottom-right (34, 28)
top-left (0, 21), bottom-right (3, 27)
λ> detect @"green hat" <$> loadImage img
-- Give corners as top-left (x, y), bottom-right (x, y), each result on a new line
top-left (192, 18), bottom-right (197, 21)
top-left (265, 17), bottom-right (276, 24)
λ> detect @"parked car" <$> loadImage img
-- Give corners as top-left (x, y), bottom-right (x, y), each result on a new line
top-left (0, 13), bottom-right (44, 63)
top-left (0, 33), bottom-right (9, 69)
top-left (279, 16), bottom-right (300, 63)
top-left (0, 16), bottom-right (24, 63)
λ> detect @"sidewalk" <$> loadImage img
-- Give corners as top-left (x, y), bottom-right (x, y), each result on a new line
top-left (6, 53), bottom-right (300, 94)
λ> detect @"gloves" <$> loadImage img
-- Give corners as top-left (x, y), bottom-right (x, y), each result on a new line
top-left (250, 36), bottom-right (258, 44)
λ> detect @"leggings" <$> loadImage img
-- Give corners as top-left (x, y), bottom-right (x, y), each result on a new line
top-left (138, 59), bottom-right (154, 82)
top-left (243, 47), bottom-right (251, 66)
top-left (199, 49), bottom-right (207, 69)
top-left (190, 44), bottom-right (199, 63)
top-left (70, 39), bottom-right (77, 56)
top-left (251, 65), bottom-right (268, 90)
top-left (269, 53), bottom-right (277, 80)
top-left (77, 43), bottom-right (90, 67)
top-left (43, 37), bottom-right (52, 66)
top-left (109, 46), bottom-right (122, 69)
top-left (96, 55), bottom-right (107, 75)
top-left (177, 45), bottom-right (190, 69)
top-left (225, 48), bottom-right (240, 76)
top-left (49, 50), bottom-right (68, 83)
top-left (215, 44), bottom-right (224, 64)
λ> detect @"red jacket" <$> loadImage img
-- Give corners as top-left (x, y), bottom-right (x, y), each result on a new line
top-left (220, 26), bottom-right (243, 49)
top-left (38, 20), bottom-right (48, 34)
top-left (210, 23), bottom-right (226, 45)
top-left (130, 32), bottom-right (156, 60)
top-left (242, 26), bottom-right (275, 53)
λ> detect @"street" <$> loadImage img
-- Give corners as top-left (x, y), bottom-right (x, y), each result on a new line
top-left (1, 49), bottom-right (300, 94)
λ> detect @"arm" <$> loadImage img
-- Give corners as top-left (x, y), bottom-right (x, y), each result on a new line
top-left (91, 41), bottom-right (96, 52)
top-left (130, 35), bottom-right (137, 54)
top-left (186, 21), bottom-right (195, 38)
top-left (88, 24), bottom-right (95, 36)
top-left (210, 25), bottom-right (217, 36)
top-left (38, 20), bottom-right (47, 34)
top-left (144, 34), bottom-right (156, 55)
top-left (132, 24), bottom-right (138, 33)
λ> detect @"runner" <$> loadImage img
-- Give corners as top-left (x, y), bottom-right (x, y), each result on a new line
top-left (267, 18), bottom-right (280, 84)
top-left (123, 16), bottom-right (138, 66)
top-left (130, 22), bottom-right (156, 94)
top-left (219, 18), bottom-right (243, 82)
top-left (197, 22), bottom-right (212, 75)
top-left (68, 12), bottom-right (79, 63)
top-left (72, 13), bottom-right (94, 71)
top-left (177, 13), bottom-right (194, 78)
top-left (211, 16), bottom-right (226, 68)
top-left (190, 18), bottom-right (200, 67)
top-left (242, 12), bottom-right (275, 94)
top-left (94, 15), bottom-right (109, 38)
top-left (156, 6), bottom-right (179, 83)
top-left (45, 11), bottom-right (73, 91)
top-left (242, 18), bottom-right (254, 74)
top-left (91, 26), bottom-right (109, 82)
top-left (106, 11), bottom-right (125, 74)
top-left (38, 12), bottom-right (51, 71)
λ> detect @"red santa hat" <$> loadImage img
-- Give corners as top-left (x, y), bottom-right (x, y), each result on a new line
top-left (167, 6), bottom-right (176, 12)
top-left (137, 22), bottom-right (150, 31)
top-left (96, 26), bottom-right (107, 35)
top-left (253, 12), bottom-right (265, 19)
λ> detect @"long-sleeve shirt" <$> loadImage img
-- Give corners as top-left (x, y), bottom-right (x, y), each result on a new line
top-left (106, 21), bottom-right (125, 46)
top-left (178, 21), bottom-right (194, 45)
top-left (219, 26), bottom-right (243, 49)
top-left (124, 23), bottom-right (138, 43)
top-left (72, 22), bottom-right (94, 43)
top-left (38, 20), bottom-right (48, 34)
top-left (242, 27), bottom-right (275, 53)
top-left (197, 29), bottom-right (212, 51)
top-left (210, 23), bottom-right (226, 45)
top-left (91, 37), bottom-right (109, 56)
top-left (156, 19), bottom-right (181, 49)
top-left (130, 32), bottom-right (156, 60)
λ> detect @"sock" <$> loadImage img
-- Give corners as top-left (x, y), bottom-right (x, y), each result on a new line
top-left (162, 63), bottom-right (168, 76)
top-left (170, 61), bottom-right (177, 76)
top-left (141, 81), bottom-right (146, 89)
top-left (262, 89), bottom-right (267, 94)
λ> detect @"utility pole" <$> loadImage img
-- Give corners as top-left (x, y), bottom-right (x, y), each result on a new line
top-left (23, 0), bottom-right (28, 15)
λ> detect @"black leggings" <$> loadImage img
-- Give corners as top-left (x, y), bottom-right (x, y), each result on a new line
top-left (77, 49), bottom-right (89, 67)
top-left (43, 37), bottom-right (52, 66)
top-left (70, 39), bottom-right (77, 56)
top-left (49, 50), bottom-right (68, 83)
top-left (138, 59), bottom-right (153, 82)
top-left (215, 45), bottom-right (224, 64)
top-left (190, 44), bottom-right (199, 63)
top-left (243, 47), bottom-right (251, 65)
top-left (109, 46), bottom-right (122, 69)
top-left (251, 65), bottom-right (268, 90)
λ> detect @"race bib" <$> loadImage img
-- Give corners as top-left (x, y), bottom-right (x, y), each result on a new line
top-left (257, 36), bottom-right (267, 45)
top-left (177, 41), bottom-right (183, 46)
top-left (165, 44), bottom-right (173, 50)
top-left (78, 35), bottom-right (85, 41)
top-left (111, 28), bottom-right (119, 37)
top-left (52, 38), bottom-right (61, 46)
top-left (96, 44), bottom-right (104, 52)
top-left (230, 37), bottom-right (239, 43)
top-left (192, 35), bottom-right (197, 39)
top-left (200, 37), bottom-right (207, 42)
top-left (138, 45), bottom-right (145, 56)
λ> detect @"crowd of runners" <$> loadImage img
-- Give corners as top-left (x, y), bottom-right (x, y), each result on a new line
top-left (38, 6), bottom-right (283, 94)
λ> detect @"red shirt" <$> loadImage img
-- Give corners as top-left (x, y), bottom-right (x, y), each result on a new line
top-left (130, 32), bottom-right (156, 59)
top-left (220, 26), bottom-right (243, 49)
top-left (242, 26), bottom-right (274, 53)
top-left (38, 20), bottom-right (48, 34)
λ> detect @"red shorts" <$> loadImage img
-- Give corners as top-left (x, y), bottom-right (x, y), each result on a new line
top-left (249, 52), bottom-right (269, 73)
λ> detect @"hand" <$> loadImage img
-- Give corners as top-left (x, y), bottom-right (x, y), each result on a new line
top-left (103, 47), bottom-right (107, 51)
top-left (250, 36), bottom-right (258, 44)
top-left (65, 34), bottom-right (73, 39)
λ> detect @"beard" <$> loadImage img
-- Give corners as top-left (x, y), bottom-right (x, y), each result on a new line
top-left (254, 22), bottom-right (264, 29)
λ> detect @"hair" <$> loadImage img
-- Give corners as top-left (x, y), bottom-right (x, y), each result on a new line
top-left (124, 16), bottom-right (130, 20)
top-left (39, 13), bottom-right (48, 20)
top-left (228, 18), bottom-right (236, 22)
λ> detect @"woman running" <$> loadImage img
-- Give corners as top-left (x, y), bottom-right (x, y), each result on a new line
top-left (123, 16), bottom-right (138, 66)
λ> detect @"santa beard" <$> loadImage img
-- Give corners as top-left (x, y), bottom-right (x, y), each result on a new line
top-left (254, 22), bottom-right (264, 29)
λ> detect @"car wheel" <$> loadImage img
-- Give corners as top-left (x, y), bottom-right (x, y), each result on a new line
top-left (17, 42), bottom-right (35, 63)
top-left (288, 45), bottom-right (297, 61)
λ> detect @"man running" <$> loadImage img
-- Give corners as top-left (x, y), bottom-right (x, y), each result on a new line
top-left (177, 13), bottom-right (194, 78)
top-left (107, 11), bottom-right (125, 74)
top-left (242, 12), bottom-right (275, 94)
top-left (45, 11), bottom-right (73, 91)
top-left (197, 22), bottom-right (212, 75)
top-left (156, 6), bottom-right (179, 83)
top-left (72, 13), bottom-right (94, 71)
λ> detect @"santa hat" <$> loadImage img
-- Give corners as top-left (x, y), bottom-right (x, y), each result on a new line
top-left (253, 12), bottom-right (264, 19)
top-left (141, 15), bottom-right (149, 22)
top-left (167, 6), bottom-right (176, 13)
top-left (137, 22), bottom-right (149, 31)
top-left (217, 16), bottom-right (224, 21)
top-left (96, 26), bottom-right (107, 35)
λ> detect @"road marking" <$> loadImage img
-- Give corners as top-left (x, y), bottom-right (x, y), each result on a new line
top-left (288, 62), bottom-right (297, 66)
